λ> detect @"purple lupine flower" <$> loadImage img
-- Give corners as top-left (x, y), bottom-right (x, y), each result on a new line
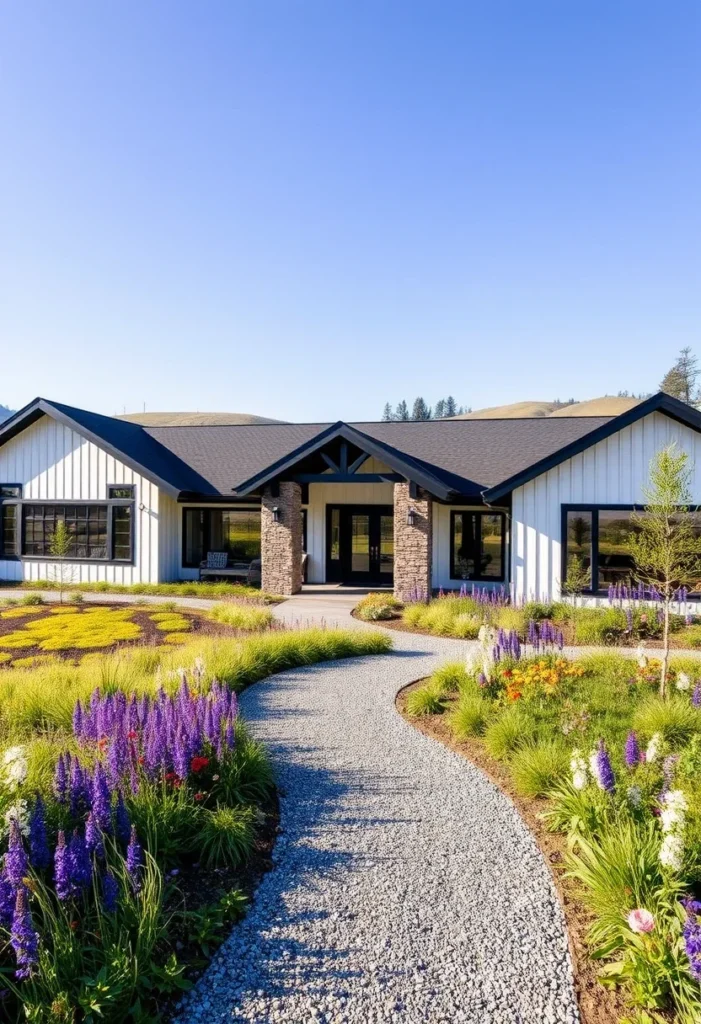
top-left (692, 683), bottom-right (701, 708)
top-left (28, 796), bottom-right (50, 872)
top-left (68, 829), bottom-right (91, 890)
top-left (683, 903), bottom-right (701, 980)
top-left (54, 831), bottom-right (72, 901)
top-left (85, 812), bottom-right (104, 859)
top-left (225, 719), bottom-right (235, 749)
top-left (5, 820), bottom-right (28, 886)
top-left (595, 740), bottom-right (616, 793)
top-left (477, 672), bottom-right (487, 688)
top-left (72, 700), bottom-right (84, 740)
top-left (53, 753), bottom-right (68, 804)
top-left (102, 871), bottom-right (119, 913)
top-left (126, 826), bottom-right (143, 893)
top-left (624, 731), bottom-right (640, 768)
top-left (172, 729), bottom-right (189, 781)
top-left (10, 888), bottom-right (38, 980)
top-left (91, 763), bottom-right (112, 833)
top-left (115, 791), bottom-right (131, 846)
top-left (0, 870), bottom-right (15, 927)
top-left (69, 756), bottom-right (87, 817)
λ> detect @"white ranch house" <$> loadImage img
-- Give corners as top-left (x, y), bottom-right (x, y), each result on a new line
top-left (0, 393), bottom-right (700, 604)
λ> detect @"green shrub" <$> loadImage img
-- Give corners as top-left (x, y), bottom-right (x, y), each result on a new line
top-left (209, 603), bottom-right (274, 631)
top-left (354, 593), bottom-right (402, 621)
top-left (68, 591), bottom-right (84, 605)
top-left (493, 607), bottom-right (526, 634)
top-left (218, 722), bottom-right (275, 805)
top-left (510, 740), bottom-right (569, 797)
top-left (633, 696), bottom-right (701, 746)
top-left (683, 625), bottom-right (701, 649)
top-left (198, 805), bottom-right (257, 868)
top-left (405, 682), bottom-right (446, 717)
top-left (484, 706), bottom-right (536, 760)
top-left (522, 601), bottom-right (555, 622)
top-left (20, 593), bottom-right (44, 606)
top-left (430, 663), bottom-right (473, 694)
top-left (573, 607), bottom-right (627, 645)
top-left (449, 613), bottom-right (482, 639)
top-left (448, 694), bottom-right (489, 738)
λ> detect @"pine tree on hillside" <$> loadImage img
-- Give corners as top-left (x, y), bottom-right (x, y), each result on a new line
top-left (660, 347), bottom-right (699, 405)
top-left (445, 396), bottom-right (457, 417)
top-left (381, 402), bottom-right (394, 421)
top-left (412, 397), bottom-right (431, 420)
top-left (395, 400), bottom-right (410, 421)
top-left (434, 399), bottom-right (446, 419)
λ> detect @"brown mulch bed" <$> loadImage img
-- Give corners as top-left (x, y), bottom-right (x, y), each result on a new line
top-left (396, 678), bottom-right (627, 1024)
top-left (0, 603), bottom-right (245, 665)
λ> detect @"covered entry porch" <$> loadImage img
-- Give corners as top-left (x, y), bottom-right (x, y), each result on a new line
top-left (232, 423), bottom-right (448, 597)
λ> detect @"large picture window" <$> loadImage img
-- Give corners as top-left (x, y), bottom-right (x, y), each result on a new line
top-left (183, 508), bottom-right (262, 567)
top-left (450, 510), bottom-right (505, 581)
top-left (0, 486), bottom-right (134, 563)
top-left (563, 505), bottom-right (701, 593)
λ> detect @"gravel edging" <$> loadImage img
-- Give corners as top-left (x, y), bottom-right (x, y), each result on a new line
top-left (173, 631), bottom-right (579, 1024)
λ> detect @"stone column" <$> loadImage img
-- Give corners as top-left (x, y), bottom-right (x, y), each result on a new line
top-left (393, 482), bottom-right (433, 601)
top-left (261, 482), bottom-right (303, 596)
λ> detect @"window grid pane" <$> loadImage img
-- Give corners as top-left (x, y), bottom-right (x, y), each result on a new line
top-left (20, 503), bottom-right (131, 562)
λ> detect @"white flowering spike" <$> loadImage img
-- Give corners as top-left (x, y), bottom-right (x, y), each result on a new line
top-left (676, 672), bottom-right (691, 691)
top-left (570, 750), bottom-right (588, 791)
top-left (2, 745), bottom-right (26, 766)
top-left (588, 747), bottom-right (602, 788)
top-left (660, 790), bottom-right (688, 833)
top-left (3, 799), bottom-right (29, 837)
top-left (645, 733), bottom-right (662, 764)
top-left (636, 644), bottom-right (648, 669)
top-left (659, 832), bottom-right (684, 872)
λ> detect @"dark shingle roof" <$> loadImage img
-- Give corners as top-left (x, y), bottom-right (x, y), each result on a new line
top-left (146, 416), bottom-right (614, 498)
top-left (6, 392), bottom-right (698, 501)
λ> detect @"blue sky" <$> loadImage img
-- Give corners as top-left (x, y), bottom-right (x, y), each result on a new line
top-left (0, 1), bottom-right (699, 422)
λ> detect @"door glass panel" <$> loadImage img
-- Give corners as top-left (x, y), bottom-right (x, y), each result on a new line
top-left (330, 509), bottom-right (340, 560)
top-left (351, 515), bottom-right (370, 573)
top-left (380, 515), bottom-right (393, 574)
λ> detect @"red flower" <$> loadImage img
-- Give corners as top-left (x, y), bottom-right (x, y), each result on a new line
top-left (127, 730), bottom-right (137, 740)
top-left (194, 791), bottom-right (205, 802)
top-left (190, 756), bottom-right (210, 774)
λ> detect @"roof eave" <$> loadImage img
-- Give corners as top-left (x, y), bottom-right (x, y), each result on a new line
top-left (482, 392), bottom-right (701, 502)
top-left (0, 399), bottom-right (183, 500)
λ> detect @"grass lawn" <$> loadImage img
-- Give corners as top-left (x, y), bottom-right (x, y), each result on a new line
top-left (0, 624), bottom-right (391, 1020)
top-left (0, 578), bottom-right (285, 604)
top-left (402, 648), bottom-right (701, 1022)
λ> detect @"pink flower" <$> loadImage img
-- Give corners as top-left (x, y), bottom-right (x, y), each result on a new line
top-left (627, 908), bottom-right (655, 934)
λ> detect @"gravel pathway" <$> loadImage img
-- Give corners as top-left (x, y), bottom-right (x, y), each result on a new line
top-left (174, 625), bottom-right (578, 1024)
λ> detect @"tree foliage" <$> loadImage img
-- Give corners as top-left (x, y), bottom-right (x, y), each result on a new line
top-left (660, 347), bottom-right (699, 406)
top-left (629, 444), bottom-right (701, 697)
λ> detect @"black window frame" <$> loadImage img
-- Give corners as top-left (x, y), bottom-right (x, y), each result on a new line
top-left (561, 503), bottom-right (701, 596)
top-left (0, 488), bottom-right (136, 565)
top-left (0, 485), bottom-right (22, 560)
top-left (449, 509), bottom-right (507, 582)
top-left (182, 507), bottom-right (263, 568)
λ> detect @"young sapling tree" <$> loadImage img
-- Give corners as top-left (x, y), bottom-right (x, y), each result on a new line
top-left (629, 444), bottom-right (701, 698)
top-left (48, 519), bottom-right (77, 603)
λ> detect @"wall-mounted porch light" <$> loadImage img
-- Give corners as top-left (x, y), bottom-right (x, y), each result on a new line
top-left (272, 506), bottom-right (281, 523)
top-left (407, 507), bottom-right (417, 527)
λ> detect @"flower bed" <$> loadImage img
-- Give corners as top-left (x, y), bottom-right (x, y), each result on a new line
top-left (0, 627), bottom-right (392, 1019)
top-left (359, 585), bottom-right (701, 648)
top-left (401, 638), bottom-right (701, 1022)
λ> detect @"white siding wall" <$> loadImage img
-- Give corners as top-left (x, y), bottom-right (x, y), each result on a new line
top-left (0, 415), bottom-right (161, 584)
top-left (305, 458), bottom-right (394, 583)
top-left (511, 411), bottom-right (701, 603)
top-left (431, 503), bottom-right (510, 591)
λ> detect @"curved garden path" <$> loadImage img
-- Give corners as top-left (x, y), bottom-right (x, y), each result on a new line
top-left (175, 595), bottom-right (579, 1024)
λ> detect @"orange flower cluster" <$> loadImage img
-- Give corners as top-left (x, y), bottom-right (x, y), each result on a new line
top-left (502, 658), bottom-right (585, 702)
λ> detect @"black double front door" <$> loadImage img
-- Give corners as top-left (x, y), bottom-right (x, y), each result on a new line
top-left (326, 505), bottom-right (394, 584)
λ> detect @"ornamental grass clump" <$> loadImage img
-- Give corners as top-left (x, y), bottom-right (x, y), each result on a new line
top-left (509, 739), bottom-right (569, 797)
top-left (209, 602), bottom-right (275, 631)
top-left (405, 682), bottom-right (447, 718)
top-left (483, 706), bottom-right (536, 760)
top-left (354, 593), bottom-right (403, 621)
top-left (448, 694), bottom-right (489, 739)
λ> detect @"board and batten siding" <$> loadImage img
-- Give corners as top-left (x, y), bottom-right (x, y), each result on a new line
top-left (0, 414), bottom-right (161, 584)
top-left (511, 411), bottom-right (701, 603)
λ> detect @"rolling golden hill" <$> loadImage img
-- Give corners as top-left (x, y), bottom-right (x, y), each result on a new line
top-left (452, 396), bottom-right (642, 419)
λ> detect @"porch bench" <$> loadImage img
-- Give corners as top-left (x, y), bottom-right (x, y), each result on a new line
top-left (199, 552), bottom-right (254, 582)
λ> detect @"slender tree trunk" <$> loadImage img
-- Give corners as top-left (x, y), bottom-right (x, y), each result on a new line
top-left (660, 599), bottom-right (670, 699)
